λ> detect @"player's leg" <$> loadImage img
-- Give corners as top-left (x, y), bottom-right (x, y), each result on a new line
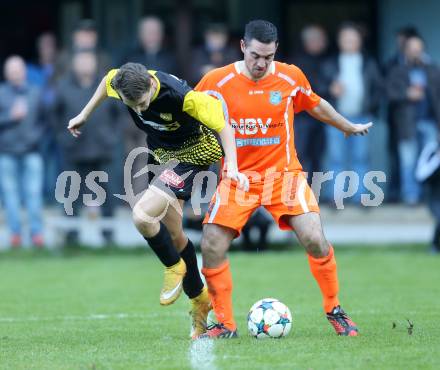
top-left (287, 212), bottom-right (358, 336)
top-left (287, 212), bottom-right (335, 304)
top-left (266, 173), bottom-right (357, 336)
top-left (202, 223), bottom-right (235, 268)
top-left (161, 202), bottom-right (211, 337)
top-left (162, 200), bottom-right (203, 296)
top-left (132, 186), bottom-right (186, 305)
top-left (199, 223), bottom-right (237, 338)
top-left (197, 179), bottom-right (258, 339)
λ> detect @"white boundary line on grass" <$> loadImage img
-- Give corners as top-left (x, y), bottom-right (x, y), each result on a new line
top-left (1, 311), bottom-right (219, 370)
top-left (0, 312), bottom-right (186, 323)
top-left (187, 254), bottom-right (218, 370)
top-left (189, 339), bottom-right (217, 370)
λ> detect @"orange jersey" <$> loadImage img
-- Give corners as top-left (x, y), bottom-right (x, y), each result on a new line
top-left (195, 61), bottom-right (321, 178)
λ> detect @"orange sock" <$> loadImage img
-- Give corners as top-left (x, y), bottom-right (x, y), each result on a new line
top-left (202, 260), bottom-right (236, 331)
top-left (308, 245), bottom-right (340, 313)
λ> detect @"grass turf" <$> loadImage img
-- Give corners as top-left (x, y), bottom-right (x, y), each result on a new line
top-left (0, 247), bottom-right (439, 369)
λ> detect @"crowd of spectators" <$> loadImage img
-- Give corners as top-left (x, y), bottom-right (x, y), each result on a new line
top-left (0, 17), bottom-right (439, 250)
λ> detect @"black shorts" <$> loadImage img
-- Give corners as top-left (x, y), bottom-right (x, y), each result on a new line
top-left (147, 158), bottom-right (210, 201)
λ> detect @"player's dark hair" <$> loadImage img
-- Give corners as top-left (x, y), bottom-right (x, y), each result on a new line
top-left (112, 62), bottom-right (152, 102)
top-left (244, 20), bottom-right (278, 45)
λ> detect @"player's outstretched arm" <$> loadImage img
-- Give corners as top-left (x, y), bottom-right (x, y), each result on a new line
top-left (67, 76), bottom-right (108, 137)
top-left (307, 98), bottom-right (373, 138)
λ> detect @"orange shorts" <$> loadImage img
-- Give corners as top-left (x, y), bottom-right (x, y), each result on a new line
top-left (203, 171), bottom-right (320, 236)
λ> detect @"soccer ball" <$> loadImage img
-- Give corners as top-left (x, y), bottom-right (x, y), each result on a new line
top-left (247, 298), bottom-right (292, 338)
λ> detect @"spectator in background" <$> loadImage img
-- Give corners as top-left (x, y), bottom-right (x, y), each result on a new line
top-left (290, 25), bottom-right (329, 179)
top-left (189, 23), bottom-right (239, 85)
top-left (426, 159), bottom-right (440, 254)
top-left (415, 140), bottom-right (440, 254)
top-left (0, 56), bottom-right (45, 247)
top-left (323, 22), bottom-right (382, 204)
top-left (55, 19), bottom-right (111, 81)
top-left (53, 51), bottom-right (122, 245)
top-left (27, 32), bottom-right (57, 88)
top-left (385, 26), bottom-right (420, 202)
top-left (385, 26), bottom-right (420, 73)
top-left (387, 35), bottom-right (440, 205)
top-left (27, 32), bottom-right (61, 204)
top-left (122, 16), bottom-right (178, 74)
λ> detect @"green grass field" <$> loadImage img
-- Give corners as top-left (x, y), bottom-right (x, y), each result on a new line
top-left (0, 246), bottom-right (439, 370)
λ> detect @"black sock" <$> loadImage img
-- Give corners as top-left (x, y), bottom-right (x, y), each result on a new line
top-left (144, 222), bottom-right (180, 267)
top-left (180, 239), bottom-right (204, 299)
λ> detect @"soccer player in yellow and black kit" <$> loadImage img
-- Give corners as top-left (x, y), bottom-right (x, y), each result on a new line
top-left (67, 63), bottom-right (248, 338)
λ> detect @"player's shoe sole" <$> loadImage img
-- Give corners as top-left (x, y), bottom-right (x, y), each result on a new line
top-left (195, 323), bottom-right (238, 339)
top-left (326, 305), bottom-right (358, 336)
top-left (160, 259), bottom-right (186, 305)
top-left (190, 287), bottom-right (212, 338)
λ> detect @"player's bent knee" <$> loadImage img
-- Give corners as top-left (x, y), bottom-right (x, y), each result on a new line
top-left (132, 204), bottom-right (144, 228)
top-left (201, 225), bottom-right (229, 263)
top-left (302, 232), bottom-right (329, 257)
top-left (132, 204), bottom-right (156, 236)
top-left (201, 227), bottom-right (218, 253)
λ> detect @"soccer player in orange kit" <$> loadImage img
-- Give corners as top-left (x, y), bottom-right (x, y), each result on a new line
top-left (195, 20), bottom-right (372, 338)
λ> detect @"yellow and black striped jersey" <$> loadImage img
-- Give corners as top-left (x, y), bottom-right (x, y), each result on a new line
top-left (106, 68), bottom-right (225, 165)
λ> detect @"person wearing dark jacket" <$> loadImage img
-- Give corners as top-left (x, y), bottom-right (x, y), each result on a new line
top-left (290, 25), bottom-right (329, 180)
top-left (384, 26), bottom-right (420, 202)
top-left (387, 35), bottom-right (440, 205)
top-left (53, 51), bottom-right (122, 244)
top-left (0, 56), bottom-right (45, 247)
top-left (189, 23), bottom-right (240, 86)
top-left (121, 16), bottom-right (178, 75)
top-left (55, 19), bottom-right (111, 82)
top-left (415, 141), bottom-right (440, 253)
top-left (322, 23), bottom-right (382, 204)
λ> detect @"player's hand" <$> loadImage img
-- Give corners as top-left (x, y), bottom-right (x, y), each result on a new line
top-left (67, 113), bottom-right (87, 138)
top-left (226, 166), bottom-right (249, 191)
top-left (344, 122), bottom-right (373, 138)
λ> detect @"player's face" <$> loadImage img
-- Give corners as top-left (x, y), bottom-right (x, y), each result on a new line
top-left (120, 89), bottom-right (153, 114)
top-left (241, 39), bottom-right (277, 80)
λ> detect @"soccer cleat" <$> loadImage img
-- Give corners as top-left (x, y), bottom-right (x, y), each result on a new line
top-left (160, 259), bottom-right (187, 306)
top-left (196, 323), bottom-right (238, 339)
top-left (189, 287), bottom-right (212, 338)
top-left (326, 305), bottom-right (359, 336)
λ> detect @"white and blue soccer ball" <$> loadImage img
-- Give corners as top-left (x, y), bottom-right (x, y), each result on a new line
top-left (247, 298), bottom-right (292, 338)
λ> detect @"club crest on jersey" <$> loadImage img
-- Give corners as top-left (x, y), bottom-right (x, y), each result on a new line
top-left (269, 91), bottom-right (282, 105)
top-left (160, 113), bottom-right (173, 121)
